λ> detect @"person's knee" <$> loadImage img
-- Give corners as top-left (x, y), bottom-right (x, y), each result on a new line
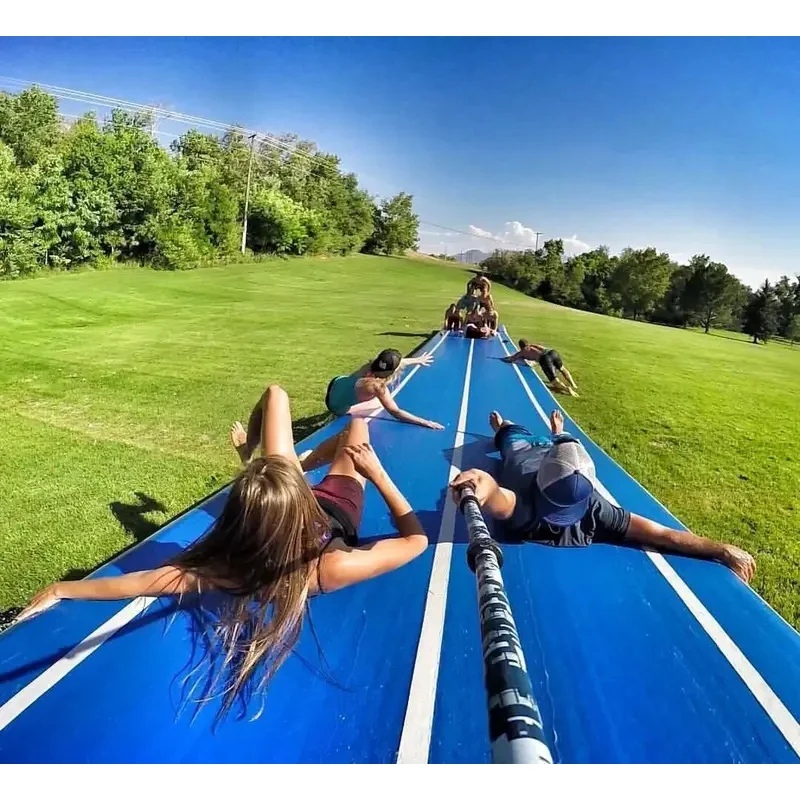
top-left (263, 384), bottom-right (288, 405)
top-left (345, 417), bottom-right (370, 441)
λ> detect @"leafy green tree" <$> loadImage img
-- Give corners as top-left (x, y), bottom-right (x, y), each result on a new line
top-left (774, 275), bottom-right (799, 338)
top-left (743, 280), bottom-right (780, 344)
top-left (609, 247), bottom-right (674, 321)
top-left (364, 192), bottom-right (418, 255)
top-left (0, 87), bottom-right (60, 167)
top-left (680, 255), bottom-right (742, 333)
top-left (574, 247), bottom-right (616, 313)
top-left (786, 314), bottom-right (800, 347)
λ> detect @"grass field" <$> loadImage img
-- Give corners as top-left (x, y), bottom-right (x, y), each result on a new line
top-left (1, 255), bottom-right (799, 628)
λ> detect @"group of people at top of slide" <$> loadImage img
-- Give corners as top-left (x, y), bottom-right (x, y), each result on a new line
top-left (20, 321), bottom-right (756, 717)
top-left (444, 274), bottom-right (499, 339)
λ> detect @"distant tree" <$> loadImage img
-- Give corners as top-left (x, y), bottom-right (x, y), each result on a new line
top-left (786, 314), bottom-right (800, 347)
top-left (609, 247), bottom-right (674, 321)
top-left (652, 260), bottom-right (693, 326)
top-left (0, 87), bottom-right (60, 167)
top-left (774, 275), bottom-right (799, 338)
top-left (576, 246), bottom-right (616, 314)
top-left (680, 255), bottom-right (741, 333)
top-left (363, 192), bottom-right (419, 255)
top-left (742, 280), bottom-right (780, 344)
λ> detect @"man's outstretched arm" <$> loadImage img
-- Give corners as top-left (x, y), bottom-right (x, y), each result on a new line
top-left (626, 514), bottom-right (755, 582)
top-left (501, 351), bottom-right (524, 364)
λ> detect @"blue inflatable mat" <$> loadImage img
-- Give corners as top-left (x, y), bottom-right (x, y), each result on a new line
top-left (0, 327), bottom-right (798, 763)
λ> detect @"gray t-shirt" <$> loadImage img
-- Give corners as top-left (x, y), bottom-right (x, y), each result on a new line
top-left (499, 446), bottom-right (630, 547)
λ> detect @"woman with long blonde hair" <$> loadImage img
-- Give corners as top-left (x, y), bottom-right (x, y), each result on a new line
top-left (20, 385), bottom-right (428, 717)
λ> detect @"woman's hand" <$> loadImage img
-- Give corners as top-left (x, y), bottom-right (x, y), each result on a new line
top-left (416, 352), bottom-right (434, 367)
top-left (16, 582), bottom-right (65, 623)
top-left (425, 420), bottom-right (444, 430)
top-left (343, 443), bottom-right (387, 484)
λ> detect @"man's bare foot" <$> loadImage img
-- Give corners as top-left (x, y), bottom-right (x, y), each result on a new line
top-left (230, 421), bottom-right (250, 465)
top-left (550, 410), bottom-right (564, 436)
top-left (489, 411), bottom-right (504, 432)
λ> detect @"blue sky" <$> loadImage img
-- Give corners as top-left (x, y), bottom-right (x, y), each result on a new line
top-left (2, 36), bottom-right (800, 287)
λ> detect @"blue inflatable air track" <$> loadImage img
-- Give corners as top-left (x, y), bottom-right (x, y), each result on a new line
top-left (1, 327), bottom-right (798, 763)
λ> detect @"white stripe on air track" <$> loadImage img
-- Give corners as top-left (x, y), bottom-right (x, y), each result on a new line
top-left (0, 331), bottom-right (450, 734)
top-left (396, 337), bottom-right (475, 764)
top-left (497, 329), bottom-right (800, 757)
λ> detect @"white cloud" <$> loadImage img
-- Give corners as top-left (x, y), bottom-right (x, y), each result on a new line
top-left (468, 224), bottom-right (495, 241)
top-left (503, 221), bottom-right (539, 246)
top-left (562, 234), bottom-right (591, 255)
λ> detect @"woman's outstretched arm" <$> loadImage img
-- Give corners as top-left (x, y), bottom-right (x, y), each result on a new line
top-left (18, 566), bottom-right (197, 622)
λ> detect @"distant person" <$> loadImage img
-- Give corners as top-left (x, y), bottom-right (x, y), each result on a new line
top-left (456, 287), bottom-right (483, 315)
top-left (464, 308), bottom-right (492, 340)
top-left (20, 385), bottom-right (429, 717)
top-left (444, 303), bottom-right (462, 332)
top-left (482, 298), bottom-right (499, 334)
top-left (503, 339), bottom-right (579, 397)
top-left (466, 274), bottom-right (492, 297)
top-left (451, 409), bottom-right (756, 582)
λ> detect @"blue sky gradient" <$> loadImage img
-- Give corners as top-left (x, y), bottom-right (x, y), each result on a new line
top-left (2, 36), bottom-right (799, 286)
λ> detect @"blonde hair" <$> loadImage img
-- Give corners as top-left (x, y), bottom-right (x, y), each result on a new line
top-left (172, 455), bottom-right (330, 718)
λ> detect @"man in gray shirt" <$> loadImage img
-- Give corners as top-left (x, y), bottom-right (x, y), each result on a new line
top-left (451, 409), bottom-right (755, 582)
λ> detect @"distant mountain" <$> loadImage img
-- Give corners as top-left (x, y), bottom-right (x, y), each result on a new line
top-left (454, 249), bottom-right (490, 265)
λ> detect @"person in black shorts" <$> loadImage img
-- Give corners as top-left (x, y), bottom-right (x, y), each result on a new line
top-left (502, 339), bottom-right (579, 397)
top-left (450, 408), bottom-right (756, 581)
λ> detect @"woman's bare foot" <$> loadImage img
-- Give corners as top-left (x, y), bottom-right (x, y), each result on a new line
top-left (550, 410), bottom-right (564, 436)
top-left (489, 411), bottom-right (504, 432)
top-left (230, 421), bottom-right (250, 464)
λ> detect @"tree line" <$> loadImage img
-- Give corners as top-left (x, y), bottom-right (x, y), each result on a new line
top-left (481, 241), bottom-right (800, 344)
top-left (0, 87), bottom-right (420, 277)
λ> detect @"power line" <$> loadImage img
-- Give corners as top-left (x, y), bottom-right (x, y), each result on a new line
top-left (3, 76), bottom-right (547, 255)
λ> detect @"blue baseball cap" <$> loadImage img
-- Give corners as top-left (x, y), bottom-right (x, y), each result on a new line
top-left (535, 436), bottom-right (596, 526)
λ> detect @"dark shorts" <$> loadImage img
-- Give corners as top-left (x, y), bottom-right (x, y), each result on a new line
top-left (312, 474), bottom-right (364, 546)
top-left (465, 324), bottom-right (488, 339)
top-left (538, 349), bottom-right (563, 382)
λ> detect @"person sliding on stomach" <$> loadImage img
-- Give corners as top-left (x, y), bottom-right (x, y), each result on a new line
top-left (21, 385), bottom-right (429, 717)
top-left (451, 409), bottom-right (755, 582)
top-left (503, 339), bottom-right (579, 397)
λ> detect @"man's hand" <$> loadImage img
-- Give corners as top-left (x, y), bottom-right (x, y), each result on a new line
top-left (721, 544), bottom-right (756, 583)
top-left (424, 420), bottom-right (445, 430)
top-left (343, 443), bottom-right (386, 484)
top-left (450, 469), bottom-right (499, 506)
top-left (416, 353), bottom-right (434, 367)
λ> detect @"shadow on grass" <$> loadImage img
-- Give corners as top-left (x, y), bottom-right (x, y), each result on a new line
top-left (110, 492), bottom-right (168, 543)
top-left (376, 331), bottom-right (437, 339)
top-left (292, 411), bottom-right (332, 442)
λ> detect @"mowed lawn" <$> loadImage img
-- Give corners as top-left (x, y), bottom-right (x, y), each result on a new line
top-left (1, 255), bottom-right (799, 628)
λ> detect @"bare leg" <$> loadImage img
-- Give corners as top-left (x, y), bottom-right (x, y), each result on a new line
top-left (299, 428), bottom-right (348, 473)
top-left (560, 367), bottom-right (578, 391)
top-left (258, 384), bottom-right (302, 471)
top-left (326, 417), bottom-right (370, 488)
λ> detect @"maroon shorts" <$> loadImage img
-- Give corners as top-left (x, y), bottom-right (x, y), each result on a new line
top-left (312, 474), bottom-right (364, 545)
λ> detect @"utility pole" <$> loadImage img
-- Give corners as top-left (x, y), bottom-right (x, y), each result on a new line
top-left (240, 133), bottom-right (257, 255)
top-left (534, 231), bottom-right (543, 250)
